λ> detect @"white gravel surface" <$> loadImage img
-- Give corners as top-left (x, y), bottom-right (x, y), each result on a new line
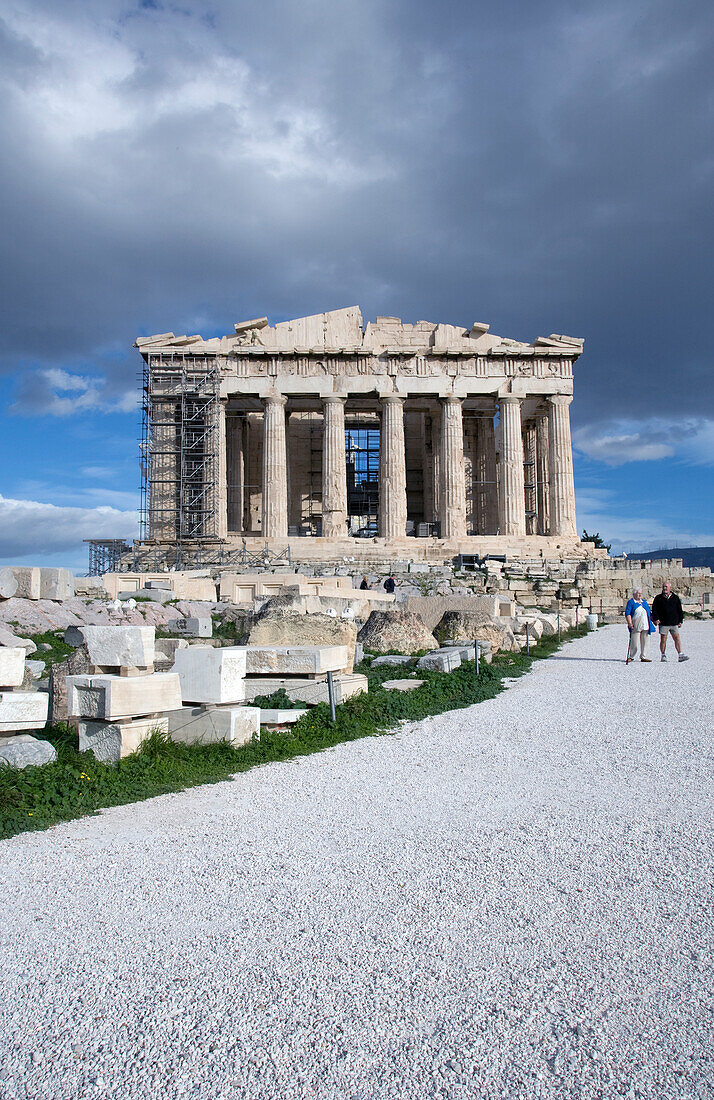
top-left (1, 623), bottom-right (712, 1100)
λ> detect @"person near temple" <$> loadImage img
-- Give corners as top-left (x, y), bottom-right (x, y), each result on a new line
top-left (624, 587), bottom-right (655, 664)
top-left (383, 575), bottom-right (396, 594)
top-left (651, 581), bottom-right (689, 662)
top-left (359, 576), bottom-right (370, 590)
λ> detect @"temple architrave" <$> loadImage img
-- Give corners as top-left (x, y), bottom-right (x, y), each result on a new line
top-left (135, 307), bottom-right (591, 562)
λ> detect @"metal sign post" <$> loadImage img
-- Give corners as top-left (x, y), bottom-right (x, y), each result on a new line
top-left (525, 623), bottom-right (530, 655)
top-left (326, 670), bottom-right (336, 724)
top-left (474, 640), bottom-right (480, 676)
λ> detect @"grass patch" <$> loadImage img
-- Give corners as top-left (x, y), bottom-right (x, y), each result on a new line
top-left (28, 631), bottom-right (74, 667)
top-left (0, 626), bottom-right (587, 840)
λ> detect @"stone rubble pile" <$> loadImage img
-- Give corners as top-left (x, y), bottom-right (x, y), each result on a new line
top-left (0, 647), bottom-right (53, 770)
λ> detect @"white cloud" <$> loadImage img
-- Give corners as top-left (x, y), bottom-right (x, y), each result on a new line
top-left (0, 493), bottom-right (138, 562)
top-left (573, 417), bottom-right (714, 467)
top-left (11, 368), bottom-right (138, 417)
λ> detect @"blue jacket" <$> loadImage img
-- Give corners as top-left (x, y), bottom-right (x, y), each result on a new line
top-left (624, 598), bottom-right (656, 633)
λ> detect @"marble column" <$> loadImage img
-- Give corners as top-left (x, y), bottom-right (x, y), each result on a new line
top-left (481, 409), bottom-right (498, 534)
top-left (547, 394), bottom-right (577, 537)
top-left (498, 396), bottom-right (526, 537)
top-left (378, 395), bottom-right (407, 540)
top-left (322, 396), bottom-right (347, 537)
top-left (421, 413), bottom-right (433, 524)
top-left (523, 420), bottom-right (538, 536)
top-left (226, 415), bottom-right (244, 533)
top-left (431, 406), bottom-right (442, 526)
top-left (261, 394), bottom-right (288, 539)
top-left (535, 406), bottom-right (550, 535)
top-left (215, 398), bottom-right (228, 540)
top-left (439, 396), bottom-right (466, 540)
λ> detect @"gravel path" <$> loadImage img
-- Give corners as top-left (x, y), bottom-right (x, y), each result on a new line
top-left (1, 623), bottom-right (712, 1100)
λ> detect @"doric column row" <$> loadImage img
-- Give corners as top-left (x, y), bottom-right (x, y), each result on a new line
top-left (227, 392), bottom-right (576, 541)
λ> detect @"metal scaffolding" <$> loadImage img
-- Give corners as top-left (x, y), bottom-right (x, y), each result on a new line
top-left (84, 539), bottom-right (132, 576)
top-left (140, 353), bottom-right (221, 544)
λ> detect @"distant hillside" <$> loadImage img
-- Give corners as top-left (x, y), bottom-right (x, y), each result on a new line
top-left (627, 547), bottom-right (714, 571)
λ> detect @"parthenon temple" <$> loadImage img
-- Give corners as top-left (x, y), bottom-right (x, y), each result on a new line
top-left (135, 307), bottom-right (589, 561)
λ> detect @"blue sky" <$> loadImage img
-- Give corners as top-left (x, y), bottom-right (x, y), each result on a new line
top-left (0, 0), bottom-right (712, 574)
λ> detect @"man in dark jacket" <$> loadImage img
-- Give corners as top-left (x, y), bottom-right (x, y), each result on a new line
top-left (651, 581), bottom-right (689, 662)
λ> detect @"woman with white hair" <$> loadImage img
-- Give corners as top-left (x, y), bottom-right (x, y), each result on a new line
top-left (624, 587), bottom-right (656, 664)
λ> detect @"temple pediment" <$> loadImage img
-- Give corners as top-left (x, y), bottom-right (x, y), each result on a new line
top-left (135, 308), bottom-right (584, 358)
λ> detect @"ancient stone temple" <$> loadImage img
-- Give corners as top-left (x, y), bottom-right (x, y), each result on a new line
top-left (135, 307), bottom-right (587, 560)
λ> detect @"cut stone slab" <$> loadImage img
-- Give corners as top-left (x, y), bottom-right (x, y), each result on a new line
top-left (242, 673), bottom-right (368, 706)
top-left (0, 647), bottom-right (26, 689)
top-left (171, 647), bottom-right (246, 704)
top-left (10, 566), bottom-right (41, 600)
top-left (0, 691), bottom-right (49, 732)
top-left (439, 644), bottom-right (477, 661)
top-left (66, 673), bottom-right (183, 720)
top-left (25, 660), bottom-right (46, 680)
top-left (382, 678), bottom-right (425, 692)
top-left (173, 617), bottom-right (212, 638)
top-left (237, 645), bottom-right (349, 676)
top-left (78, 716), bottom-right (170, 763)
top-left (0, 627), bottom-right (37, 654)
top-left (166, 706), bottom-right (260, 747)
top-left (39, 567), bottom-right (74, 601)
top-left (417, 651), bottom-right (462, 672)
top-left (64, 625), bottom-right (155, 668)
top-left (372, 655), bottom-right (413, 667)
top-left (0, 567), bottom-right (19, 600)
top-left (0, 734), bottom-right (56, 769)
top-left (259, 709), bottom-right (308, 728)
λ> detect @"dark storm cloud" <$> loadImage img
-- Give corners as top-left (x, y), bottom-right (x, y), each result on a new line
top-left (0, 0), bottom-right (712, 424)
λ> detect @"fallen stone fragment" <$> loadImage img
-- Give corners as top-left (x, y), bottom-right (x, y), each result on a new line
top-left (0, 734), bottom-right (56, 769)
top-left (166, 706), bottom-right (260, 747)
top-left (78, 716), bottom-right (169, 762)
top-left (0, 627), bottom-right (37, 654)
top-left (381, 679), bottom-right (425, 692)
top-left (0, 568), bottom-right (19, 600)
top-left (417, 651), bottom-right (462, 672)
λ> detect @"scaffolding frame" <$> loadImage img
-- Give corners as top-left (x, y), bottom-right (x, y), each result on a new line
top-left (84, 540), bottom-right (132, 576)
top-left (140, 353), bottom-right (221, 545)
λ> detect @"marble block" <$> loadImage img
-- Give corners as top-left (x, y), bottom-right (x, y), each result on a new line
top-left (381, 678), bottom-right (425, 692)
top-left (259, 709), bottom-right (308, 728)
top-left (0, 734), bottom-right (56, 769)
top-left (78, 716), bottom-right (169, 763)
top-left (66, 673), bottom-right (182, 720)
top-left (64, 625), bottom-right (155, 668)
top-left (242, 672), bottom-right (368, 706)
top-left (0, 691), bottom-right (49, 732)
top-left (10, 566), bottom-right (41, 600)
top-left (416, 651), bottom-right (462, 672)
top-left (236, 645), bottom-right (349, 676)
top-left (174, 617), bottom-right (212, 638)
top-left (166, 706), bottom-right (259, 747)
top-left (171, 647), bottom-right (246, 704)
top-left (39, 567), bottom-right (74, 601)
top-left (0, 647), bottom-right (26, 689)
top-left (372, 655), bottom-right (413, 667)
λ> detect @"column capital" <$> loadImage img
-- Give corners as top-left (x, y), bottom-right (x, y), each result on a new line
top-left (499, 394), bottom-right (522, 406)
top-left (263, 393), bottom-right (288, 407)
top-left (547, 394), bottom-right (573, 408)
top-left (441, 394), bottom-right (462, 406)
top-left (323, 394), bottom-right (346, 407)
top-left (380, 393), bottom-right (405, 406)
